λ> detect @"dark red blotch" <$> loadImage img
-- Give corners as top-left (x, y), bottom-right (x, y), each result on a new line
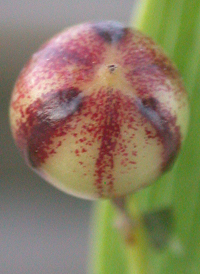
top-left (16, 88), bottom-right (82, 167)
top-left (137, 97), bottom-right (181, 171)
top-left (93, 21), bottom-right (127, 43)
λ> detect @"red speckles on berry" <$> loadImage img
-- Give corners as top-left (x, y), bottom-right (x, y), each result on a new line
top-left (9, 21), bottom-right (189, 200)
top-left (15, 88), bottom-right (83, 167)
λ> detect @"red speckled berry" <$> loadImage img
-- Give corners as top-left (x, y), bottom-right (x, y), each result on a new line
top-left (9, 21), bottom-right (189, 199)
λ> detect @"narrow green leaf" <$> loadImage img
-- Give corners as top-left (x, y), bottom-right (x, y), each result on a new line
top-left (132, 0), bottom-right (200, 273)
top-left (89, 0), bottom-right (200, 273)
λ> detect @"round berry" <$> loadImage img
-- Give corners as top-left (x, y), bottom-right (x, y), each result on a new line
top-left (9, 21), bottom-right (189, 199)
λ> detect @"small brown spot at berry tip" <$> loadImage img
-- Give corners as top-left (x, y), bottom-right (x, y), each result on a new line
top-left (108, 64), bottom-right (117, 73)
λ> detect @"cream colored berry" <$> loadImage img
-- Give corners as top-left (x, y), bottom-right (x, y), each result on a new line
top-left (9, 21), bottom-right (189, 199)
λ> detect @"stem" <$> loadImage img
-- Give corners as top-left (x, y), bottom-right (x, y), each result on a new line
top-left (112, 197), bottom-right (150, 274)
top-left (112, 197), bottom-right (137, 245)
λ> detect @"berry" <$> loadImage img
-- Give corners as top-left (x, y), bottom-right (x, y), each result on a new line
top-left (9, 21), bottom-right (189, 199)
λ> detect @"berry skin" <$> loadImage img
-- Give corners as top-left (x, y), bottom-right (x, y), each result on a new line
top-left (9, 21), bottom-right (189, 200)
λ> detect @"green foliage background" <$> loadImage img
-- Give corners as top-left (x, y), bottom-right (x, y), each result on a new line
top-left (89, 0), bottom-right (200, 273)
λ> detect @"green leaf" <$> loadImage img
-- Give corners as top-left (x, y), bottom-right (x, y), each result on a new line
top-left (89, 0), bottom-right (200, 273)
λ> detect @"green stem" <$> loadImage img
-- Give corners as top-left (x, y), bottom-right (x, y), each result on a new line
top-left (113, 197), bottom-right (150, 274)
top-left (125, 199), bottom-right (150, 274)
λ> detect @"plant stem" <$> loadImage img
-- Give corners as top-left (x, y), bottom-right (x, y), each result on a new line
top-left (113, 197), bottom-right (150, 274)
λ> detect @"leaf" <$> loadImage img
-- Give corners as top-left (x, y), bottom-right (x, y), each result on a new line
top-left (89, 0), bottom-right (200, 273)
top-left (143, 207), bottom-right (174, 249)
top-left (131, 0), bottom-right (200, 272)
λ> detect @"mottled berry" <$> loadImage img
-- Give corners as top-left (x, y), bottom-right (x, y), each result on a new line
top-left (9, 21), bottom-right (189, 200)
